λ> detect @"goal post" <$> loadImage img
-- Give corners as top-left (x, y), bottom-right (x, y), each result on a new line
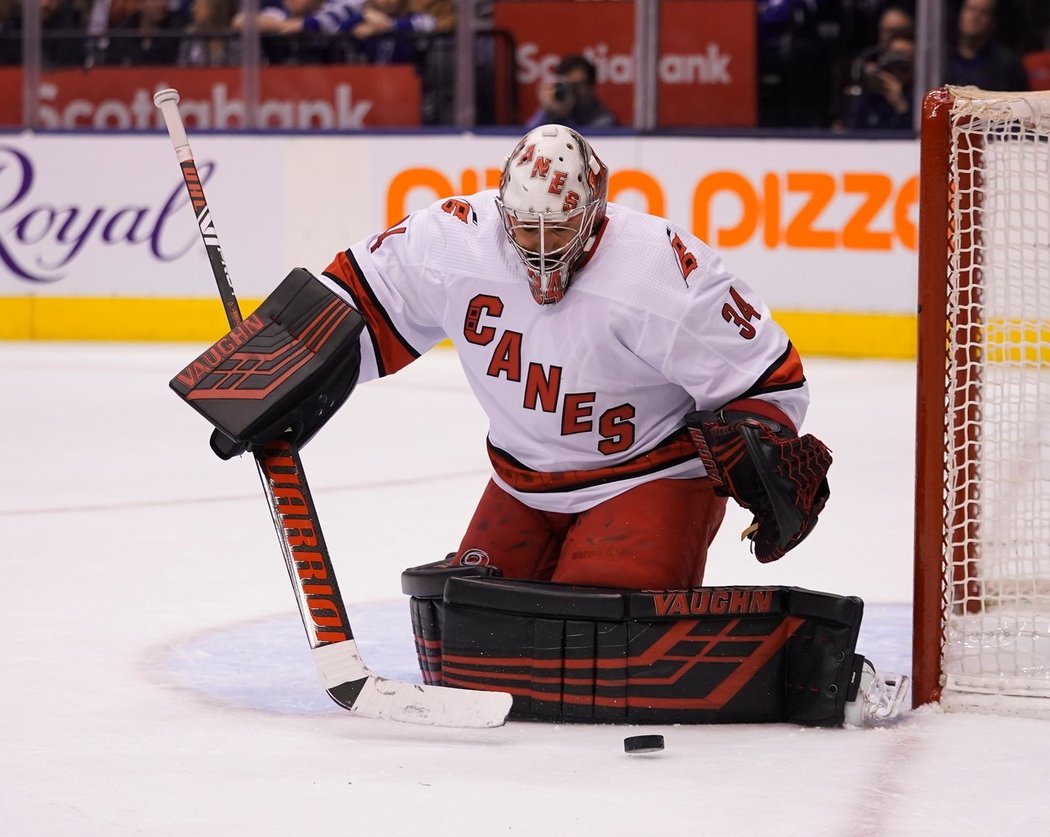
top-left (914, 85), bottom-right (1050, 716)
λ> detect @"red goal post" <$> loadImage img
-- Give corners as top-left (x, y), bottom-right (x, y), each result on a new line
top-left (914, 85), bottom-right (1050, 716)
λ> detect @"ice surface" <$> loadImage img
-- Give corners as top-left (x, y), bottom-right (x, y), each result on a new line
top-left (3, 343), bottom-right (1049, 835)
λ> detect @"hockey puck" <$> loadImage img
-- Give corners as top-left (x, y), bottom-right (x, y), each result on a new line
top-left (623, 734), bottom-right (664, 754)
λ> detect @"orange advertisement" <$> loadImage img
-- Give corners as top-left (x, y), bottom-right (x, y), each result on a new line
top-left (492, 0), bottom-right (755, 128)
top-left (0, 65), bottom-right (421, 129)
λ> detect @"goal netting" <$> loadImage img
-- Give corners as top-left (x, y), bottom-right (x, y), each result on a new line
top-left (914, 86), bottom-right (1050, 717)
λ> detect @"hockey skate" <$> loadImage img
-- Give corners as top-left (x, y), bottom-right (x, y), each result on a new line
top-left (844, 656), bottom-right (910, 726)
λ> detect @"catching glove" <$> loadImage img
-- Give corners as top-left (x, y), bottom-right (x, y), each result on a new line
top-left (686, 409), bottom-right (831, 562)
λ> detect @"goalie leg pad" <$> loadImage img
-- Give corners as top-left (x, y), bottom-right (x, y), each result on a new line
top-left (401, 558), bottom-right (503, 686)
top-left (428, 577), bottom-right (864, 726)
top-left (170, 268), bottom-right (365, 454)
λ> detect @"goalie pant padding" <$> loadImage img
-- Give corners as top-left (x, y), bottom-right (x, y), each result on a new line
top-left (403, 567), bottom-right (864, 726)
top-left (170, 267), bottom-right (366, 450)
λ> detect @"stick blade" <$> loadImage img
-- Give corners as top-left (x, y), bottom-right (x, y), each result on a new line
top-left (313, 640), bottom-right (512, 728)
top-left (347, 676), bottom-right (513, 728)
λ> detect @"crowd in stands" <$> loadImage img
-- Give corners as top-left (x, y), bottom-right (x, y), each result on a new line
top-left (0, 0), bottom-right (455, 68)
top-left (763, 0), bottom-right (1049, 130)
top-left (238, 0), bottom-right (455, 65)
top-left (2, 0), bottom-right (1050, 129)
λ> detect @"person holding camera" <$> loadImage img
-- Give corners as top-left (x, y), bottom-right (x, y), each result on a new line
top-left (525, 53), bottom-right (616, 130)
top-left (847, 3), bottom-right (914, 88)
top-left (843, 34), bottom-right (915, 130)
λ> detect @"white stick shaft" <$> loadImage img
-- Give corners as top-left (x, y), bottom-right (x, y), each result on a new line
top-left (153, 88), bottom-right (192, 163)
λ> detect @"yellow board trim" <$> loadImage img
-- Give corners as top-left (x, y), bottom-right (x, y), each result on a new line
top-left (0, 297), bottom-right (264, 342)
top-left (1, 296), bottom-right (918, 359)
top-left (773, 310), bottom-right (917, 360)
top-left (985, 320), bottom-right (1050, 365)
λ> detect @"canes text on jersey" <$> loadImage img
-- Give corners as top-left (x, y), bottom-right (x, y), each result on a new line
top-left (464, 293), bottom-right (635, 454)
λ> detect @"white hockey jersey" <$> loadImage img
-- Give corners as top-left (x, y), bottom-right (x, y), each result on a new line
top-left (318, 191), bottom-right (809, 513)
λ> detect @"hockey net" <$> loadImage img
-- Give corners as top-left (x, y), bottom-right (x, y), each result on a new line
top-left (914, 86), bottom-right (1050, 716)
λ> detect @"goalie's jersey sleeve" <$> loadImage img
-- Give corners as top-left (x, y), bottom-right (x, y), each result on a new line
top-left (318, 192), bottom-right (809, 514)
top-left (318, 210), bottom-right (448, 379)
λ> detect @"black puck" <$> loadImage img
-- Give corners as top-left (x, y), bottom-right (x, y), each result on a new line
top-left (623, 734), bottom-right (664, 754)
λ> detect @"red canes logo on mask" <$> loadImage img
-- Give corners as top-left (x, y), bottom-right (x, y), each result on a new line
top-left (496, 124), bottom-right (609, 305)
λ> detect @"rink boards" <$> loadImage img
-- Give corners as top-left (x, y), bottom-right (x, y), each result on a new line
top-left (0, 132), bottom-right (919, 357)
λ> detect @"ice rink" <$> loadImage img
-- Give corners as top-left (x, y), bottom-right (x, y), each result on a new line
top-left (4, 342), bottom-right (1050, 835)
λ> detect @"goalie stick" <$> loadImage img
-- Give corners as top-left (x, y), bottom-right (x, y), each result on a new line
top-left (153, 88), bottom-right (512, 729)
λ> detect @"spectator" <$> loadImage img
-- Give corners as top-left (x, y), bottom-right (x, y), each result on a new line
top-left (338, 0), bottom-right (445, 65)
top-left (236, 0), bottom-right (357, 64)
top-left (177, 0), bottom-right (237, 66)
top-left (756, 0), bottom-right (826, 128)
top-left (0, 0), bottom-right (89, 68)
top-left (947, 0), bottom-right (1028, 91)
top-left (0, 0), bottom-right (20, 65)
top-left (843, 35), bottom-right (914, 129)
top-left (848, 3), bottom-right (914, 90)
top-left (86, 0), bottom-right (137, 29)
top-left (107, 0), bottom-right (188, 65)
top-left (243, 0), bottom-right (449, 64)
top-left (83, 0), bottom-right (139, 65)
top-left (525, 53), bottom-right (616, 130)
top-left (45, 0), bottom-right (90, 67)
top-left (240, 0), bottom-right (358, 36)
top-left (234, 0), bottom-right (340, 63)
top-left (412, 0), bottom-right (453, 33)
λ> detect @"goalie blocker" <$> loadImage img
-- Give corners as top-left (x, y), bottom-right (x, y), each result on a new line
top-left (170, 268), bottom-right (365, 458)
top-left (402, 560), bottom-right (891, 727)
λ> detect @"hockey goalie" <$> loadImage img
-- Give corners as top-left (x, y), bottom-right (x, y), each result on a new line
top-left (172, 124), bottom-right (907, 727)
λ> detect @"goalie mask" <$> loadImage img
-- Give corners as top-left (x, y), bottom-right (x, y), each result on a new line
top-left (496, 124), bottom-right (609, 305)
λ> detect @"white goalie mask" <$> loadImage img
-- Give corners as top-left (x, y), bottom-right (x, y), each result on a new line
top-left (495, 124), bottom-right (609, 305)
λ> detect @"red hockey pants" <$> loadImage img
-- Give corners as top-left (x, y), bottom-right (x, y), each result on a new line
top-left (452, 477), bottom-right (727, 588)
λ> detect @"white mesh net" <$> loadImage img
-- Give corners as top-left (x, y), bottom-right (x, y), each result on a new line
top-left (941, 87), bottom-right (1050, 710)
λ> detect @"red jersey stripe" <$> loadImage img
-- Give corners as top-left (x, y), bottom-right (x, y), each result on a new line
top-left (323, 250), bottom-right (418, 377)
top-left (755, 343), bottom-right (805, 392)
top-left (488, 427), bottom-right (697, 493)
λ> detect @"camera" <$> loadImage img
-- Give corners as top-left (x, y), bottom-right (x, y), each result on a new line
top-left (861, 49), bottom-right (912, 94)
top-left (553, 80), bottom-right (574, 105)
top-left (877, 50), bottom-right (913, 77)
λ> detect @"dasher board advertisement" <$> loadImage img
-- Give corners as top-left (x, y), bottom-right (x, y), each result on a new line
top-left (0, 66), bottom-right (421, 130)
top-left (0, 133), bottom-right (917, 356)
